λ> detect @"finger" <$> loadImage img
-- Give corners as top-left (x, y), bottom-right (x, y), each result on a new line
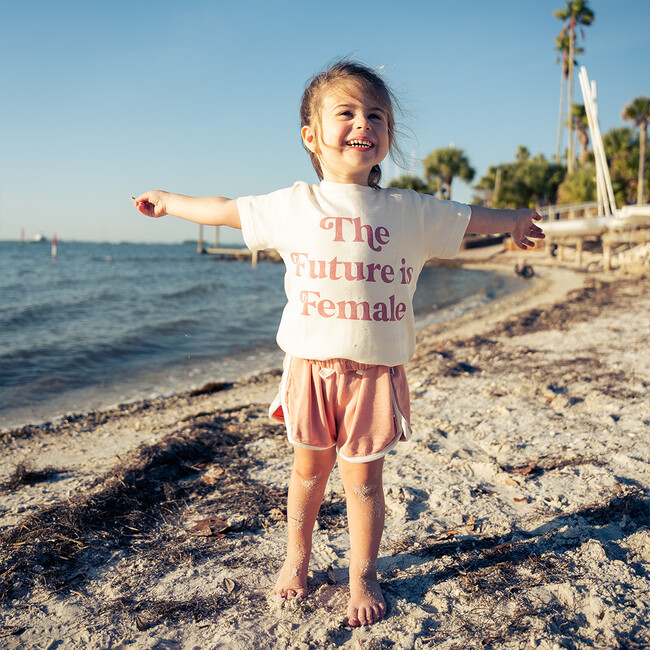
top-left (136, 201), bottom-right (155, 217)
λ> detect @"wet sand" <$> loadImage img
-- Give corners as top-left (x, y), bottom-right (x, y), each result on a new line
top-left (0, 255), bottom-right (648, 649)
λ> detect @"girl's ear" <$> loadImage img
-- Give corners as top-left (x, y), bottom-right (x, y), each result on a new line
top-left (301, 125), bottom-right (317, 152)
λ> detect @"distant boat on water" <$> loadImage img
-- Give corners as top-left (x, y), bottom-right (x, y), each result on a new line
top-left (31, 233), bottom-right (48, 243)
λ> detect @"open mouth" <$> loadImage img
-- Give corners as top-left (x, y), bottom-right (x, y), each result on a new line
top-left (346, 139), bottom-right (374, 149)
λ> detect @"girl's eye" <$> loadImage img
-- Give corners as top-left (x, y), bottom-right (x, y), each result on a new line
top-left (340, 110), bottom-right (353, 117)
top-left (369, 113), bottom-right (384, 121)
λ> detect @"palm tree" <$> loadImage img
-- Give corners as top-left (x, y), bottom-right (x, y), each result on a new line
top-left (423, 147), bottom-right (475, 201)
top-left (553, 1), bottom-right (595, 173)
top-left (603, 127), bottom-right (635, 162)
top-left (622, 96), bottom-right (650, 204)
top-left (516, 146), bottom-right (530, 162)
top-left (572, 104), bottom-right (590, 165)
top-left (476, 150), bottom-right (564, 209)
top-left (554, 30), bottom-right (584, 163)
top-left (388, 174), bottom-right (434, 194)
top-left (603, 127), bottom-right (637, 207)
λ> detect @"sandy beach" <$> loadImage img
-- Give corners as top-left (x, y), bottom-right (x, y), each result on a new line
top-left (1, 252), bottom-right (648, 649)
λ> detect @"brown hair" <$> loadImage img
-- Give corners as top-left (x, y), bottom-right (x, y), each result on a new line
top-left (300, 59), bottom-right (400, 189)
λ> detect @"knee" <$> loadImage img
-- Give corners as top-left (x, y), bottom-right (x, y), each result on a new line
top-left (339, 458), bottom-right (384, 498)
top-left (294, 466), bottom-right (324, 488)
top-left (292, 447), bottom-right (336, 483)
top-left (346, 478), bottom-right (384, 502)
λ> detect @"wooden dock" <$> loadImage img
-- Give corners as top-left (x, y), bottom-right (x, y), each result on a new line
top-left (536, 202), bottom-right (650, 270)
top-left (196, 225), bottom-right (280, 266)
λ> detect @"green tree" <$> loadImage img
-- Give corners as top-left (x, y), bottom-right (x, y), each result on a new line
top-left (516, 145), bottom-right (530, 161)
top-left (621, 96), bottom-right (650, 204)
top-left (553, 0), bottom-right (595, 173)
top-left (423, 147), bottom-right (475, 200)
top-left (388, 174), bottom-right (434, 194)
top-left (475, 149), bottom-right (564, 209)
top-left (555, 30), bottom-right (584, 163)
top-left (557, 165), bottom-right (597, 204)
top-left (603, 126), bottom-right (649, 207)
top-left (604, 127), bottom-right (636, 161)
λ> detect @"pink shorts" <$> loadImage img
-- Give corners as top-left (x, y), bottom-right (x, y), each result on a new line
top-left (269, 356), bottom-right (412, 463)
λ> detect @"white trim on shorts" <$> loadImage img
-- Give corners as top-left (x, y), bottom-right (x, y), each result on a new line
top-left (270, 355), bottom-right (333, 451)
top-left (270, 355), bottom-right (411, 463)
top-left (338, 370), bottom-right (411, 463)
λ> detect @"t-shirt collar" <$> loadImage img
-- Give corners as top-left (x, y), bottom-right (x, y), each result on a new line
top-left (318, 180), bottom-right (377, 194)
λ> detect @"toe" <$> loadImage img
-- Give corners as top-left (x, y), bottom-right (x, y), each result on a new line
top-left (347, 607), bottom-right (360, 627)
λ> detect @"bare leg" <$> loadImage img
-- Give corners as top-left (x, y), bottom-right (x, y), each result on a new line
top-left (271, 445), bottom-right (336, 600)
top-left (338, 456), bottom-right (386, 626)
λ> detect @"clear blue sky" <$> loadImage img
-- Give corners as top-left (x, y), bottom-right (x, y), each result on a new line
top-left (1, 0), bottom-right (648, 244)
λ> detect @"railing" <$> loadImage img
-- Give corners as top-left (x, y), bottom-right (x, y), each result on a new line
top-left (537, 201), bottom-right (605, 221)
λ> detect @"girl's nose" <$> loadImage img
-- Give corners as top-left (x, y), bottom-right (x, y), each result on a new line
top-left (356, 117), bottom-right (370, 130)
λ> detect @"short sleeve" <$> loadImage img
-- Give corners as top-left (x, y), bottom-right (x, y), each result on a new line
top-left (420, 195), bottom-right (472, 259)
top-left (238, 183), bottom-right (306, 251)
top-left (238, 190), bottom-right (280, 251)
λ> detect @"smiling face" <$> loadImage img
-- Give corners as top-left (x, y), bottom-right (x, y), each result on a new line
top-left (302, 84), bottom-right (391, 186)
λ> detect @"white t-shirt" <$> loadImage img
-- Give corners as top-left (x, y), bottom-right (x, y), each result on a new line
top-left (238, 181), bottom-right (471, 366)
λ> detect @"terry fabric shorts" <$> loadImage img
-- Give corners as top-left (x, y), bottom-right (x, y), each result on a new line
top-left (269, 356), bottom-right (412, 463)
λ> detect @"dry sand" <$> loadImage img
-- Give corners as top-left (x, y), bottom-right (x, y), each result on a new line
top-left (1, 257), bottom-right (648, 649)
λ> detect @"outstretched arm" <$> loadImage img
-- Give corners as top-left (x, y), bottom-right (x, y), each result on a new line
top-left (133, 191), bottom-right (241, 230)
top-left (467, 205), bottom-right (545, 250)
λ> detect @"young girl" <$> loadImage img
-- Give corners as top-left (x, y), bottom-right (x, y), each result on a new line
top-left (134, 59), bottom-right (544, 627)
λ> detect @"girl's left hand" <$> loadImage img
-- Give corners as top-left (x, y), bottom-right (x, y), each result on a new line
top-left (512, 210), bottom-right (545, 250)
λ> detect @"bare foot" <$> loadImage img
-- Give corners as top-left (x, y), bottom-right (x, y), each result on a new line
top-left (347, 575), bottom-right (386, 626)
top-left (270, 559), bottom-right (308, 600)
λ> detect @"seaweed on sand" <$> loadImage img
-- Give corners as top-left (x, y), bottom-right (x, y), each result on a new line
top-left (0, 463), bottom-right (68, 493)
top-left (384, 488), bottom-right (648, 648)
top-left (0, 405), bottom-right (287, 607)
top-left (501, 454), bottom-right (606, 478)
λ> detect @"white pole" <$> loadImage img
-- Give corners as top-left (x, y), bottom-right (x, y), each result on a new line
top-left (581, 72), bottom-right (607, 215)
top-left (590, 80), bottom-right (604, 216)
top-left (579, 67), bottom-right (617, 217)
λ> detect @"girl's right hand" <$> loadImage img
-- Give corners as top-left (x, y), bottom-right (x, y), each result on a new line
top-left (132, 191), bottom-right (168, 218)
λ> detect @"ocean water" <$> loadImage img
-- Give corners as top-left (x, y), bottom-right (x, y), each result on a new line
top-left (0, 241), bottom-right (524, 430)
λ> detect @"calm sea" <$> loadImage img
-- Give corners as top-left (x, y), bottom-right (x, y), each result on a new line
top-left (0, 241), bottom-right (524, 430)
